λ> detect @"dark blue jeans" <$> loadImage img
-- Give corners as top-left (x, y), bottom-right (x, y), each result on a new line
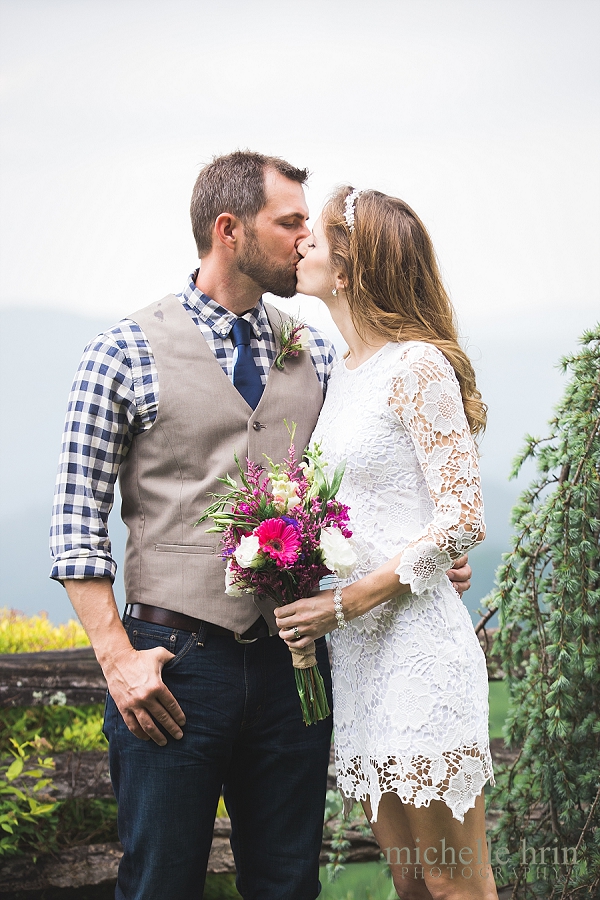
top-left (103, 615), bottom-right (333, 900)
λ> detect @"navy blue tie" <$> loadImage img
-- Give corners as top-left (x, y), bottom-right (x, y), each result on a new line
top-left (230, 318), bottom-right (264, 410)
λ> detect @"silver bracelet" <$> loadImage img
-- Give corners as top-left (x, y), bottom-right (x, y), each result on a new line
top-left (333, 582), bottom-right (347, 629)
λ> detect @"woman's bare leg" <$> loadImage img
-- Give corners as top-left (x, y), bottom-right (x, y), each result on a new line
top-left (362, 795), bottom-right (433, 900)
top-left (363, 791), bottom-right (498, 900)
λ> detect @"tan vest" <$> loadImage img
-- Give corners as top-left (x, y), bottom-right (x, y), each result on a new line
top-left (119, 294), bottom-right (324, 632)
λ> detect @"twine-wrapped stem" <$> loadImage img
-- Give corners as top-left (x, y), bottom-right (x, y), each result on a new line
top-left (288, 640), bottom-right (317, 669)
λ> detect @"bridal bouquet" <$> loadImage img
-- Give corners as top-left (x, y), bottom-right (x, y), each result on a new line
top-left (195, 424), bottom-right (356, 725)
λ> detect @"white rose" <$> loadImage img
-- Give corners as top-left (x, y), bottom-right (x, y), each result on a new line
top-left (225, 561), bottom-right (245, 596)
top-left (234, 534), bottom-right (261, 569)
top-left (319, 526), bottom-right (357, 578)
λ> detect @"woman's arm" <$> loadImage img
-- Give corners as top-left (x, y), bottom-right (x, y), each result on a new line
top-left (275, 343), bottom-right (484, 645)
top-left (275, 556), bottom-right (473, 646)
top-left (388, 342), bottom-right (485, 593)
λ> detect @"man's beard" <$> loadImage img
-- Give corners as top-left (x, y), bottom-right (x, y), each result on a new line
top-left (236, 228), bottom-right (298, 298)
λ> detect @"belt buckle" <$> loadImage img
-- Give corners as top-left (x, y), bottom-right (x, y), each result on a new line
top-left (234, 632), bottom-right (259, 644)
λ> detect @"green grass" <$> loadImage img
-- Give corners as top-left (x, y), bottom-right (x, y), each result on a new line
top-left (203, 874), bottom-right (242, 899)
top-left (488, 680), bottom-right (510, 739)
top-left (319, 863), bottom-right (394, 899)
top-left (202, 864), bottom-right (394, 899)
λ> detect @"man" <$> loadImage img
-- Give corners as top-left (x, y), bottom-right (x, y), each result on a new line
top-left (50, 151), bottom-right (471, 899)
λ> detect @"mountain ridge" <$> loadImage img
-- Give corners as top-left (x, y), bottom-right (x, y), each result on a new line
top-left (0, 305), bottom-right (583, 624)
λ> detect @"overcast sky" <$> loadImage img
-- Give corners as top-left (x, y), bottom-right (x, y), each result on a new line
top-left (1, 0), bottom-right (598, 327)
top-left (1, 0), bottom-right (599, 481)
top-left (0, 0), bottom-right (598, 620)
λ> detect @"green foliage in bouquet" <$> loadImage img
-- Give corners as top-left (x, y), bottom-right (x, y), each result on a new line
top-left (485, 325), bottom-right (600, 897)
top-left (196, 425), bottom-right (354, 726)
top-left (198, 432), bottom-right (346, 533)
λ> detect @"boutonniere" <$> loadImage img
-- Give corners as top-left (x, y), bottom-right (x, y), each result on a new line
top-left (274, 317), bottom-right (311, 370)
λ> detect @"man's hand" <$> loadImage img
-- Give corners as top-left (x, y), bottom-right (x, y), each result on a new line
top-left (447, 554), bottom-right (471, 595)
top-left (63, 578), bottom-right (186, 746)
top-left (103, 645), bottom-right (186, 746)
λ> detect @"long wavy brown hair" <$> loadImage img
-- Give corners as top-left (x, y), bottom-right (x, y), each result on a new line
top-left (322, 186), bottom-right (487, 437)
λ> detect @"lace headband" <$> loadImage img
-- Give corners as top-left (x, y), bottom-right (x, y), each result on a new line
top-left (344, 189), bottom-right (362, 233)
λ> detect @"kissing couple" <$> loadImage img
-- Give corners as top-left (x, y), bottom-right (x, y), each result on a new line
top-left (51, 150), bottom-right (497, 899)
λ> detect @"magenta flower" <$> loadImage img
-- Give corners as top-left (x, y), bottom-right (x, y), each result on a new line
top-left (196, 438), bottom-right (354, 725)
top-left (255, 518), bottom-right (301, 566)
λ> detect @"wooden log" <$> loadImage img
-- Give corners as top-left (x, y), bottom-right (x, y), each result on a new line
top-left (0, 647), bottom-right (106, 707)
top-left (7, 738), bottom-right (518, 804)
top-left (320, 828), bottom-right (380, 865)
top-left (0, 822), bottom-right (381, 890)
top-left (0, 826), bottom-right (238, 891)
top-left (41, 750), bottom-right (114, 801)
top-left (0, 842), bottom-right (123, 892)
top-left (0, 627), bottom-right (512, 709)
top-left (0, 625), bottom-right (521, 892)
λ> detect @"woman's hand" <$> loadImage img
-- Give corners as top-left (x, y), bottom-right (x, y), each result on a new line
top-left (275, 590), bottom-right (336, 648)
top-left (275, 554), bottom-right (472, 649)
top-left (447, 554), bottom-right (471, 594)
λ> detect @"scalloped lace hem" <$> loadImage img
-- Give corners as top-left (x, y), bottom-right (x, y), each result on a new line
top-left (336, 745), bottom-right (495, 824)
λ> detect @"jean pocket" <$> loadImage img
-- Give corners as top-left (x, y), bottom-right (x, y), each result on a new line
top-left (162, 633), bottom-right (196, 669)
top-left (130, 624), bottom-right (196, 670)
top-left (130, 625), bottom-right (175, 653)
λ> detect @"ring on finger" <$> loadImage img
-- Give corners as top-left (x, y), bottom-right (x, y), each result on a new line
top-left (292, 626), bottom-right (301, 641)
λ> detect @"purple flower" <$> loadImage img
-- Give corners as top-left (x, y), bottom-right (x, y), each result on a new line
top-left (281, 515), bottom-right (300, 531)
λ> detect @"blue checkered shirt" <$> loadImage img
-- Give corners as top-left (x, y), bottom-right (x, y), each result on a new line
top-left (50, 273), bottom-right (336, 582)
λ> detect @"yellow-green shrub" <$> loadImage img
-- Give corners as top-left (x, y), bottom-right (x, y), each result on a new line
top-left (0, 608), bottom-right (89, 653)
top-left (0, 609), bottom-right (100, 757)
top-left (0, 612), bottom-right (112, 856)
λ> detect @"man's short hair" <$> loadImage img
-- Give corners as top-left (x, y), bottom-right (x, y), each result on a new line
top-left (190, 150), bottom-right (309, 258)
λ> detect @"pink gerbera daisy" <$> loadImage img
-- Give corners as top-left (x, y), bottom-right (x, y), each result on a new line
top-left (255, 518), bottom-right (301, 566)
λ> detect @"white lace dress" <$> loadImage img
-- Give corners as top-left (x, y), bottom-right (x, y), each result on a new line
top-left (311, 341), bottom-right (494, 823)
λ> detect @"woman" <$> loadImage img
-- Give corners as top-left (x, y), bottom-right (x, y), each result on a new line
top-left (275, 187), bottom-right (498, 900)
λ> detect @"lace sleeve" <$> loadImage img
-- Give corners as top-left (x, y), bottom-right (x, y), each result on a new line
top-left (389, 343), bottom-right (485, 595)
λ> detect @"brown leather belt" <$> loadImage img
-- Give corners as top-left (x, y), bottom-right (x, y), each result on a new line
top-left (125, 603), bottom-right (270, 643)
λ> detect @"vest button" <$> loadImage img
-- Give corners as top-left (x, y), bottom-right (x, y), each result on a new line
top-left (252, 421), bottom-right (265, 431)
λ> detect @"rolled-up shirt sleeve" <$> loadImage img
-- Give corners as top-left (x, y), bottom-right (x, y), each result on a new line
top-left (49, 291), bottom-right (335, 582)
top-left (50, 328), bottom-right (151, 581)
